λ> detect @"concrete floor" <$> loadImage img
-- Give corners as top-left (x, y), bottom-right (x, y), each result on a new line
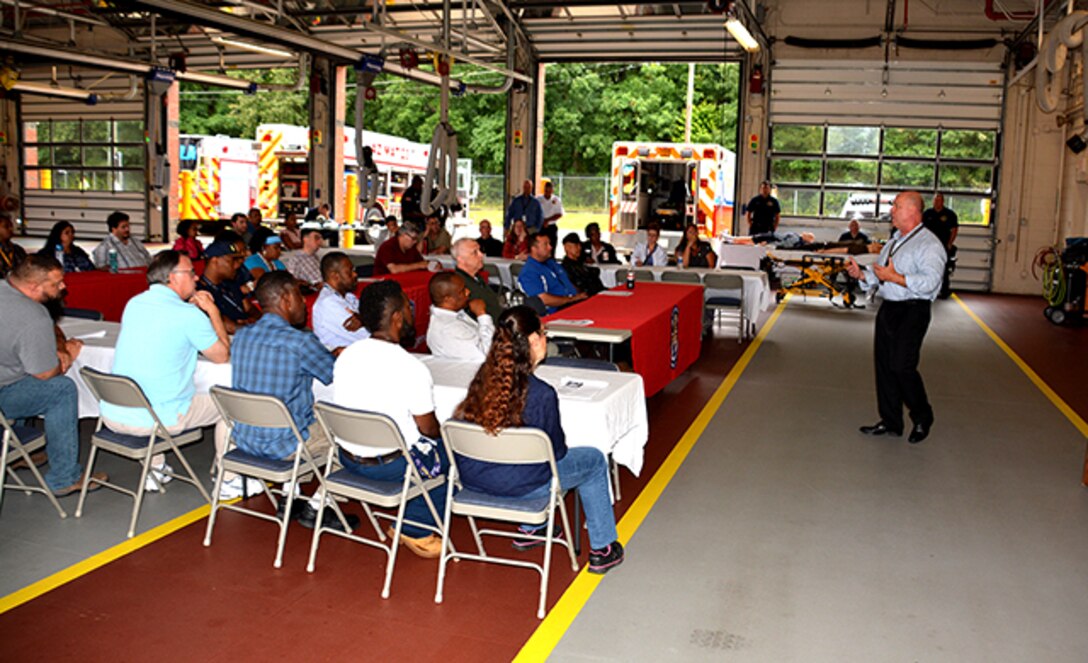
top-left (553, 297), bottom-right (1088, 662)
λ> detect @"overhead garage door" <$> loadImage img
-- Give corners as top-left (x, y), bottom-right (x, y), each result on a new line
top-left (768, 59), bottom-right (1004, 292)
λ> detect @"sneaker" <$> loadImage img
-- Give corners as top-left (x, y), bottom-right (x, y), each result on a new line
top-left (298, 503), bottom-right (360, 532)
top-left (217, 476), bottom-right (266, 500)
top-left (387, 526), bottom-right (443, 559)
top-left (143, 463), bottom-right (174, 492)
top-left (512, 522), bottom-right (563, 551)
top-left (588, 541), bottom-right (624, 574)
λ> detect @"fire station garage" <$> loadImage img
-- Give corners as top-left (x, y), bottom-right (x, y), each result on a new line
top-left (1, 2), bottom-right (1087, 661)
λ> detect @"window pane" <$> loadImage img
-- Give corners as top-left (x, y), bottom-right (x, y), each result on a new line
top-left (24, 121), bottom-right (47, 143)
top-left (82, 120), bottom-right (109, 142)
top-left (771, 158), bottom-right (821, 185)
top-left (119, 170), bottom-right (144, 192)
top-left (943, 194), bottom-right (992, 226)
top-left (24, 169), bottom-right (44, 190)
top-left (834, 190), bottom-right (894, 220)
top-left (882, 161), bottom-right (935, 188)
top-left (941, 130), bottom-right (995, 160)
top-left (826, 159), bottom-right (877, 187)
top-left (52, 121), bottom-right (79, 143)
top-left (52, 169), bottom-right (81, 190)
top-left (772, 125), bottom-right (823, 153)
top-left (775, 187), bottom-right (821, 216)
top-left (116, 147), bottom-right (145, 167)
top-left (115, 120), bottom-right (143, 143)
top-left (24, 146), bottom-right (48, 166)
top-left (84, 170), bottom-right (113, 191)
top-left (827, 126), bottom-right (879, 155)
top-left (939, 164), bottom-right (992, 192)
top-left (83, 147), bottom-right (110, 167)
top-left (54, 146), bottom-right (80, 166)
top-left (883, 128), bottom-right (937, 157)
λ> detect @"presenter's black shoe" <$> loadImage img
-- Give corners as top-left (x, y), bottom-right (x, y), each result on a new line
top-left (908, 422), bottom-right (931, 444)
top-left (859, 421), bottom-right (902, 437)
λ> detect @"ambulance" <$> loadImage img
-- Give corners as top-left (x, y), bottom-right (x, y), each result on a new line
top-left (609, 141), bottom-right (736, 239)
top-left (177, 135), bottom-right (258, 222)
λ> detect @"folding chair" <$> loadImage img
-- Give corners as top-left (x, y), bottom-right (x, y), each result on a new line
top-left (482, 262), bottom-right (505, 288)
top-left (204, 385), bottom-right (341, 568)
top-left (307, 402), bottom-right (451, 598)
top-left (1, 407), bottom-right (67, 518)
top-left (660, 270), bottom-right (703, 285)
top-left (704, 272), bottom-right (749, 343)
top-left (508, 261), bottom-right (525, 289)
top-left (632, 269), bottom-right (656, 282)
top-left (436, 421), bottom-right (579, 619)
top-left (78, 367), bottom-right (210, 537)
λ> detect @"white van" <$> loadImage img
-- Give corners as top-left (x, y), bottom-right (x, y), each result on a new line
top-left (839, 192), bottom-right (896, 221)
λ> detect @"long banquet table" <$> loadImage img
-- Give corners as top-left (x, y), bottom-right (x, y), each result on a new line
top-left (59, 319), bottom-right (650, 476)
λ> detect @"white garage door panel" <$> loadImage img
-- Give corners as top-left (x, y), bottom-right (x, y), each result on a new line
top-left (22, 191), bottom-right (145, 239)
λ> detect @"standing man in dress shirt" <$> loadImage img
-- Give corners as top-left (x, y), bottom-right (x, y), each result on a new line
top-left (92, 211), bottom-right (152, 269)
top-left (537, 180), bottom-right (564, 250)
top-left (285, 228), bottom-right (324, 290)
top-left (311, 252), bottom-right (370, 353)
top-left (518, 232), bottom-right (587, 314)
top-left (847, 191), bottom-right (946, 444)
top-left (426, 272), bottom-right (495, 362)
top-left (746, 180), bottom-right (781, 236)
top-left (505, 179), bottom-right (544, 233)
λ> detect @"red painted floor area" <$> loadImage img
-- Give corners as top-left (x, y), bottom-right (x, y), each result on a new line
top-left (0, 334), bottom-right (748, 662)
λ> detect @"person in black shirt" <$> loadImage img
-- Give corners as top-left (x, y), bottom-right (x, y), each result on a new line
top-left (838, 219), bottom-right (870, 244)
top-left (400, 175), bottom-right (425, 230)
top-left (921, 193), bottom-right (958, 298)
top-left (581, 222), bottom-right (620, 265)
top-left (746, 180), bottom-right (781, 236)
top-left (475, 219), bottom-right (504, 258)
top-left (197, 239), bottom-right (259, 333)
top-left (561, 232), bottom-right (605, 295)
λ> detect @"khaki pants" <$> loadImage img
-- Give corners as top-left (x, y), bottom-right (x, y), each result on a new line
top-left (103, 393), bottom-right (229, 478)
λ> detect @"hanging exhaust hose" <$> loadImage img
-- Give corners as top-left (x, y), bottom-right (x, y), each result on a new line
top-left (421, 121), bottom-right (458, 216)
top-left (355, 69), bottom-right (382, 220)
top-left (1036, 11), bottom-right (1088, 117)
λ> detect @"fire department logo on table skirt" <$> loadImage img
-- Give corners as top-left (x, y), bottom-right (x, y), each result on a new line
top-left (670, 305), bottom-right (680, 369)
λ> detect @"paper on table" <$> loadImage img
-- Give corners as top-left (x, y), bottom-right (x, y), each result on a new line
top-left (555, 376), bottom-right (608, 400)
top-left (548, 319), bottom-right (594, 326)
top-left (73, 330), bottom-right (107, 340)
top-left (597, 291), bottom-right (634, 297)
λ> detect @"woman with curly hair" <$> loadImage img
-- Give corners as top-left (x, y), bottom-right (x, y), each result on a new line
top-left (172, 220), bottom-right (204, 260)
top-left (453, 305), bottom-right (624, 574)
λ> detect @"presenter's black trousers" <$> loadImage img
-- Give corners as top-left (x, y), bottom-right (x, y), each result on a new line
top-left (874, 298), bottom-right (934, 432)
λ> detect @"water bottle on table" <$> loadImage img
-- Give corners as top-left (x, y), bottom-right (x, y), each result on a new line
top-left (54, 244), bottom-right (64, 268)
top-left (108, 248), bottom-right (118, 273)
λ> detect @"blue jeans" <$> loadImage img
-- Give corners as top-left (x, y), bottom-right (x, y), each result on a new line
top-left (0, 375), bottom-right (83, 491)
top-left (338, 443), bottom-right (448, 539)
top-left (522, 447), bottom-right (618, 550)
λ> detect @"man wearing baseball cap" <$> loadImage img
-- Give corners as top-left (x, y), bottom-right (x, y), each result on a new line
top-left (198, 239), bottom-right (260, 333)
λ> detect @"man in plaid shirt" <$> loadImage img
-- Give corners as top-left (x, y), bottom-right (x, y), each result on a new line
top-left (230, 271), bottom-right (356, 531)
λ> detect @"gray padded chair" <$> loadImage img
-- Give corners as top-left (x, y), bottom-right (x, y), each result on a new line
top-left (508, 261), bottom-right (526, 290)
top-left (703, 272), bottom-right (748, 342)
top-left (307, 402), bottom-right (451, 598)
top-left (660, 270), bottom-right (703, 285)
top-left (78, 367), bottom-right (210, 537)
top-left (632, 269), bottom-right (656, 282)
top-left (205, 386), bottom-right (344, 568)
top-left (1, 407), bottom-right (67, 518)
top-left (436, 420), bottom-right (579, 619)
top-left (482, 262), bottom-right (504, 288)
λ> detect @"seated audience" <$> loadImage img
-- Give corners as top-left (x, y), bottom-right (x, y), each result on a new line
top-left (92, 211), bottom-right (151, 269)
top-left (374, 225), bottom-right (429, 276)
top-left (230, 213), bottom-right (253, 246)
top-left (581, 222), bottom-right (619, 265)
top-left (285, 227), bottom-right (324, 289)
top-left (280, 212), bottom-right (303, 250)
top-left (676, 223), bottom-right (717, 268)
top-left (838, 219), bottom-right (871, 244)
top-left (230, 271), bottom-right (356, 531)
top-left (0, 255), bottom-right (104, 496)
top-left (99, 251), bottom-right (241, 496)
top-left (198, 240), bottom-right (259, 333)
top-left (453, 306), bottom-right (624, 573)
top-left (631, 222), bottom-right (667, 267)
top-left (247, 207), bottom-right (264, 237)
top-left (333, 280), bottom-right (448, 558)
top-left (561, 232), bottom-right (606, 295)
top-left (312, 251), bottom-right (370, 352)
top-left (419, 214), bottom-right (452, 255)
top-left (453, 237), bottom-right (503, 320)
top-left (37, 221), bottom-right (94, 273)
top-left (172, 220), bottom-right (204, 261)
top-left (518, 232), bottom-right (587, 314)
top-left (427, 272), bottom-right (495, 362)
top-left (304, 203), bottom-right (332, 223)
top-left (0, 213), bottom-right (27, 279)
top-left (476, 219), bottom-right (504, 258)
top-left (244, 230), bottom-right (286, 280)
top-left (373, 215), bottom-right (398, 247)
top-left (502, 218), bottom-right (531, 260)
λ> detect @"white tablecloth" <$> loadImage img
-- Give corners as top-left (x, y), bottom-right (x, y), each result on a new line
top-left (60, 320), bottom-right (649, 476)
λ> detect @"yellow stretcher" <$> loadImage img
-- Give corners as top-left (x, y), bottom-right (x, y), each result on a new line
top-left (769, 252), bottom-right (860, 308)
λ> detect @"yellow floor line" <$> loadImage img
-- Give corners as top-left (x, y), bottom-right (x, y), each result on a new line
top-left (953, 294), bottom-right (1088, 438)
top-left (514, 296), bottom-right (793, 662)
top-left (0, 501), bottom-right (225, 615)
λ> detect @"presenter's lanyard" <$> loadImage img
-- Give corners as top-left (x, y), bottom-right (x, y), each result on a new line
top-left (882, 225), bottom-right (922, 267)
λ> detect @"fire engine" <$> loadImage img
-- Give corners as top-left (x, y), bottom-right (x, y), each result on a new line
top-left (177, 135), bottom-right (258, 222)
top-left (609, 141), bottom-right (736, 238)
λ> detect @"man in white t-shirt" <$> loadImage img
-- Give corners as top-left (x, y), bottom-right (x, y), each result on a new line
top-left (536, 180), bottom-right (564, 252)
top-left (332, 280), bottom-right (446, 558)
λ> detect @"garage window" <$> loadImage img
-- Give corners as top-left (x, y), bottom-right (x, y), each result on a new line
top-left (23, 119), bottom-right (145, 192)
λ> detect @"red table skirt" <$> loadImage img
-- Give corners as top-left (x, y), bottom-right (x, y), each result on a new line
top-left (63, 268), bottom-right (149, 323)
top-left (545, 282), bottom-right (704, 397)
top-left (304, 269), bottom-right (435, 342)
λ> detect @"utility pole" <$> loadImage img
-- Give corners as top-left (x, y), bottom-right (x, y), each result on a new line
top-left (684, 62), bottom-right (695, 142)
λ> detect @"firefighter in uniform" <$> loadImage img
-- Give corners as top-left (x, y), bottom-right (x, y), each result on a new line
top-left (921, 193), bottom-right (958, 299)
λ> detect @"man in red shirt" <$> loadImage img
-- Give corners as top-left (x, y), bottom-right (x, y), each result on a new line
top-left (374, 225), bottom-right (429, 275)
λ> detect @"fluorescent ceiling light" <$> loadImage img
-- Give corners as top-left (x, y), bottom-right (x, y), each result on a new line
top-left (725, 17), bottom-right (760, 53)
top-left (10, 81), bottom-right (97, 104)
top-left (211, 36), bottom-right (293, 59)
top-left (175, 70), bottom-right (257, 93)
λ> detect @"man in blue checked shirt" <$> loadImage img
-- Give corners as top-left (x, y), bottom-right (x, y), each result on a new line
top-left (230, 271), bottom-right (358, 532)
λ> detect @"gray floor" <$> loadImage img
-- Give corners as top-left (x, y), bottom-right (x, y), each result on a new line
top-left (553, 298), bottom-right (1088, 662)
top-left (0, 421), bottom-right (217, 597)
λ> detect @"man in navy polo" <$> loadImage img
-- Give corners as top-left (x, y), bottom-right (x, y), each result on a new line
top-left (517, 233), bottom-right (588, 314)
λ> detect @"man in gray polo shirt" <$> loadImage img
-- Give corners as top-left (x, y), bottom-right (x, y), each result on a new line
top-left (0, 255), bottom-right (105, 495)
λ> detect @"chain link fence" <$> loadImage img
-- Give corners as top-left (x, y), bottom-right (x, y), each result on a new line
top-left (473, 173), bottom-right (609, 212)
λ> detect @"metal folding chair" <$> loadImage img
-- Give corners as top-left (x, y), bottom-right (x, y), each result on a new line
top-left (435, 420), bottom-right (579, 619)
top-left (78, 367), bottom-right (210, 537)
top-left (205, 386), bottom-right (342, 568)
top-left (508, 261), bottom-right (525, 290)
top-left (660, 270), bottom-right (703, 284)
top-left (306, 402), bottom-right (451, 598)
top-left (1, 407), bottom-right (67, 518)
top-left (704, 272), bottom-right (749, 342)
top-left (632, 269), bottom-right (656, 282)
